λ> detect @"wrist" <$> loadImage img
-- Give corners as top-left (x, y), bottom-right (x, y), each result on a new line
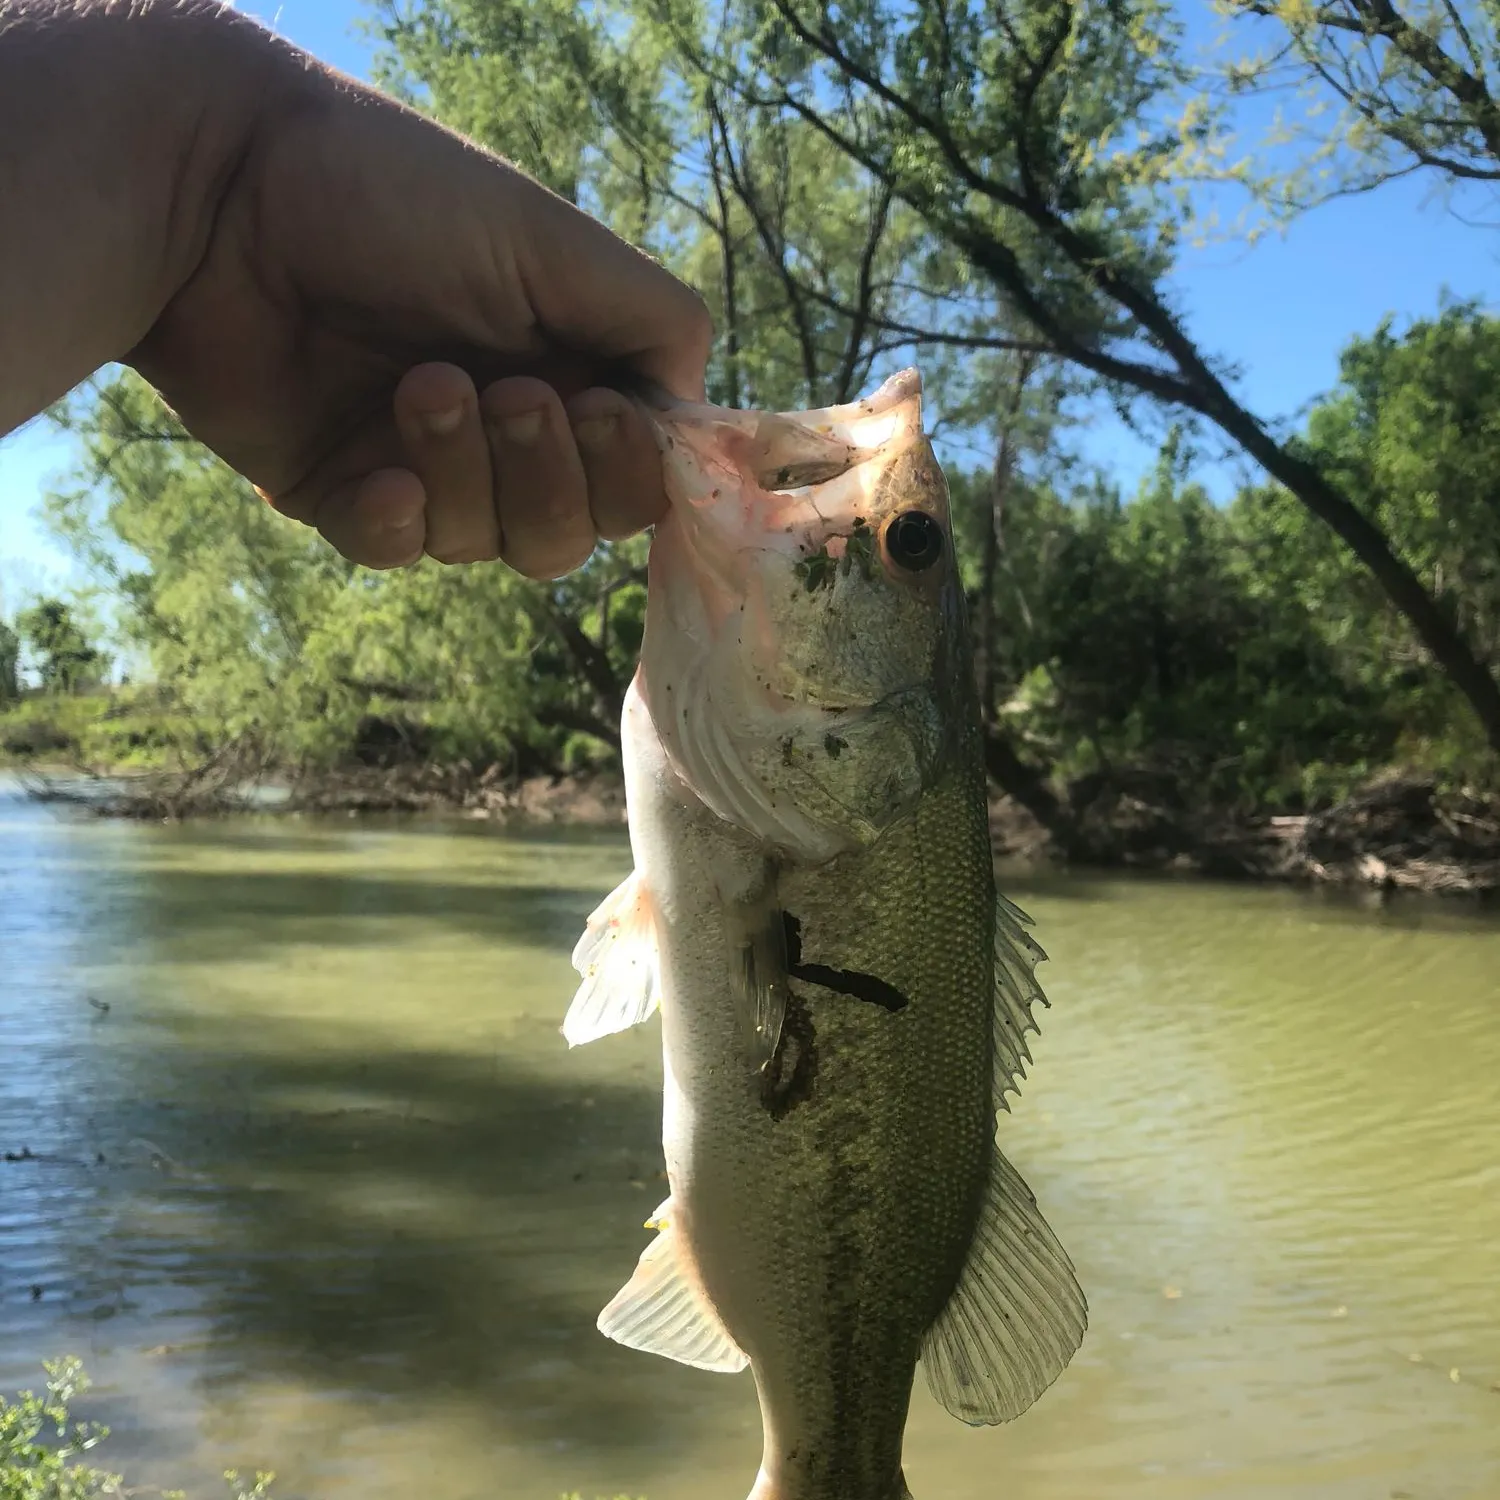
top-left (0, 1), bottom-right (297, 430)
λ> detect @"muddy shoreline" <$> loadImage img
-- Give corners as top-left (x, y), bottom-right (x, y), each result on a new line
top-left (19, 761), bottom-right (1497, 899)
top-left (986, 778), bottom-right (1500, 898)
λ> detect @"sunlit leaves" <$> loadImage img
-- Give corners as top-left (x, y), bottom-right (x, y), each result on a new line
top-left (1205, 0), bottom-right (1500, 219)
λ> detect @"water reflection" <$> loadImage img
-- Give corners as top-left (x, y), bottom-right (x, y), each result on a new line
top-left (1, 781), bottom-right (1497, 1499)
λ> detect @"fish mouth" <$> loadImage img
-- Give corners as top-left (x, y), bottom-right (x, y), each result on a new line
top-left (635, 372), bottom-right (960, 859)
top-left (644, 369), bottom-right (931, 544)
top-left (641, 368), bottom-right (956, 723)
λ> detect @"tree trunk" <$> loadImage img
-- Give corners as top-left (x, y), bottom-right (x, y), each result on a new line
top-left (984, 725), bottom-right (1066, 831)
top-left (975, 464), bottom-right (999, 728)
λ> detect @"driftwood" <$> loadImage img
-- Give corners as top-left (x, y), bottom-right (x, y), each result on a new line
top-left (18, 734), bottom-right (273, 819)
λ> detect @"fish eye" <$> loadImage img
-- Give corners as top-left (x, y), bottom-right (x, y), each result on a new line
top-left (883, 511), bottom-right (944, 573)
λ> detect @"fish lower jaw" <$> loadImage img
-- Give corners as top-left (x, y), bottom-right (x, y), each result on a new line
top-left (746, 1465), bottom-right (913, 1500)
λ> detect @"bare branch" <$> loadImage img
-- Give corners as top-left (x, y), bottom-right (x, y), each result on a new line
top-left (833, 180), bottom-right (895, 401)
top-left (707, 91), bottom-right (823, 401)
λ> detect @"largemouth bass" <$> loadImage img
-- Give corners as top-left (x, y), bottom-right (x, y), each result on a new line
top-left (564, 370), bottom-right (1086, 1500)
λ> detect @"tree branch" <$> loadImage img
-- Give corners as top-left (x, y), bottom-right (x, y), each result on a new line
top-left (834, 179), bottom-right (895, 402)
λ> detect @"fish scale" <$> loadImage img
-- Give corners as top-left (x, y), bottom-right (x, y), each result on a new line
top-left (562, 370), bottom-right (1087, 1500)
top-left (733, 764), bottom-right (996, 1498)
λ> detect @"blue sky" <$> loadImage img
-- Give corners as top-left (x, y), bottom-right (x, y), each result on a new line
top-left (3, 0), bottom-right (1496, 604)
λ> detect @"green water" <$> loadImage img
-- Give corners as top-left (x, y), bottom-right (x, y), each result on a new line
top-left (1, 781), bottom-right (1497, 1500)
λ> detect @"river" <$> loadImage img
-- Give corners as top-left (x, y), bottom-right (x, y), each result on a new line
top-left (1, 780), bottom-right (1497, 1500)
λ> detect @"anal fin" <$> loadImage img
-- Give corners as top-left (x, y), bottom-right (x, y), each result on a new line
top-left (921, 1149), bottom-right (1086, 1425)
top-left (564, 870), bottom-right (660, 1047)
top-left (598, 1203), bottom-right (749, 1374)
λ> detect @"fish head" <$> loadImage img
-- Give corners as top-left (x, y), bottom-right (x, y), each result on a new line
top-left (640, 370), bottom-right (972, 863)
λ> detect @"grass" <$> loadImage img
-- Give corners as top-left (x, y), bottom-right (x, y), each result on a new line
top-left (3, 1358), bottom-right (643, 1500)
top-left (0, 1359), bottom-right (272, 1500)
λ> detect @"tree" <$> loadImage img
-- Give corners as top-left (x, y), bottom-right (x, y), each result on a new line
top-left (16, 600), bottom-right (102, 695)
top-left (369, 0), bottom-right (1051, 420)
top-left (1231, 302), bottom-right (1500, 768)
top-left (44, 368), bottom-right (654, 777)
top-left (0, 619), bottom-right (19, 703)
top-left (670, 0), bottom-right (1500, 755)
top-left (1211, 0), bottom-right (1500, 209)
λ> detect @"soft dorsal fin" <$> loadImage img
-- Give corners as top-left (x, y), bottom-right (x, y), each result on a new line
top-left (564, 871), bottom-right (660, 1047)
top-left (918, 892), bottom-right (1085, 1424)
top-left (920, 1149), bottom-right (1086, 1425)
top-left (597, 1201), bottom-right (750, 1375)
top-left (991, 893), bottom-right (1050, 1111)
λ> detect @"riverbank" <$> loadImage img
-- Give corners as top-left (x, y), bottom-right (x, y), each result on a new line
top-left (989, 772), bottom-right (1500, 897)
top-left (16, 760), bottom-right (1499, 897)
top-left (230, 763), bottom-right (1500, 897)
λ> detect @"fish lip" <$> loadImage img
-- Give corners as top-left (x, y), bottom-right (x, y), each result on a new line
top-left (645, 368), bottom-right (928, 535)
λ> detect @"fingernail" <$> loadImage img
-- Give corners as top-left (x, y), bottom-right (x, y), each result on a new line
top-left (421, 405), bottom-right (464, 437)
top-left (574, 414), bottom-right (618, 454)
top-left (499, 410), bottom-right (543, 445)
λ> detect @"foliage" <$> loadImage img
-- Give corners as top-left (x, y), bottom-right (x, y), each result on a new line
top-left (0, 1359), bottom-right (116, 1500)
top-left (1207, 0), bottom-right (1500, 213)
top-left (1230, 302), bottom-right (1500, 773)
top-left (643, 0), bottom-right (1500, 750)
top-left (366, 0), bottom-right (1044, 422)
top-left (0, 688), bottom-right (188, 767)
top-left (950, 433), bottom-right (1404, 813)
top-left (14, 601), bottom-right (103, 695)
top-left (18, 0), bottom-right (1497, 825)
top-left (945, 311), bottom-right (1500, 811)
top-left (0, 1359), bottom-right (273, 1500)
top-left (0, 619), bottom-right (19, 703)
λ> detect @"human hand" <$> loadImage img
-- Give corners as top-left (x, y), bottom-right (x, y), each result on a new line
top-left (123, 7), bottom-right (709, 577)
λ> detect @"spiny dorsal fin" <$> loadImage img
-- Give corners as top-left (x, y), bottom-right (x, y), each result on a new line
top-left (920, 1149), bottom-right (1086, 1425)
top-left (564, 871), bottom-right (660, 1047)
top-left (992, 893), bottom-right (1050, 1111)
top-left (597, 1204), bottom-right (749, 1375)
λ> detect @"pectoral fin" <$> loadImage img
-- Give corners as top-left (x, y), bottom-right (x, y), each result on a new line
top-left (727, 892), bottom-right (792, 1072)
top-left (564, 871), bottom-right (660, 1047)
top-left (598, 1203), bottom-right (749, 1374)
top-left (920, 1150), bottom-right (1086, 1425)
